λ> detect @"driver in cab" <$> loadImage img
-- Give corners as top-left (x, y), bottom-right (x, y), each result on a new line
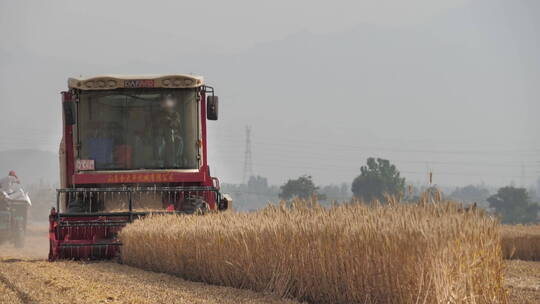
top-left (157, 94), bottom-right (183, 167)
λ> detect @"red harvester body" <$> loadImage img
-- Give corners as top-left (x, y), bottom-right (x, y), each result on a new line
top-left (49, 74), bottom-right (230, 260)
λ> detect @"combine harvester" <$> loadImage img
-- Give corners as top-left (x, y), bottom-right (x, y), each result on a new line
top-left (49, 75), bottom-right (231, 260)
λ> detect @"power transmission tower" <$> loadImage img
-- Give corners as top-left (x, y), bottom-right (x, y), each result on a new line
top-left (242, 126), bottom-right (254, 184)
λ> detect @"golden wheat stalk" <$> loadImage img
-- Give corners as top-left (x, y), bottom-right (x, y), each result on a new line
top-left (119, 199), bottom-right (507, 304)
top-left (500, 224), bottom-right (540, 261)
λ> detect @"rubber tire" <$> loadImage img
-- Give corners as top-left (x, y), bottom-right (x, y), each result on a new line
top-left (183, 197), bottom-right (208, 215)
top-left (67, 197), bottom-right (86, 213)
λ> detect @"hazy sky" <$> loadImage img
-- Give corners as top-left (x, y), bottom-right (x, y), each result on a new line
top-left (0, 0), bottom-right (538, 187)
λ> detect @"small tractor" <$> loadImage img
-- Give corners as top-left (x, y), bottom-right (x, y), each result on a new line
top-left (0, 187), bottom-right (31, 248)
top-left (49, 74), bottom-right (231, 260)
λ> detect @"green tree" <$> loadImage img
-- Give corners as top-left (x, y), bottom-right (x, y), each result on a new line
top-left (247, 175), bottom-right (269, 193)
top-left (449, 184), bottom-right (490, 206)
top-left (351, 158), bottom-right (405, 202)
top-left (279, 175), bottom-right (318, 200)
top-left (487, 186), bottom-right (539, 224)
top-left (319, 183), bottom-right (350, 202)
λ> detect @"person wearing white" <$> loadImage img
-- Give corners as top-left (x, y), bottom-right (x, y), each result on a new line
top-left (0, 171), bottom-right (20, 194)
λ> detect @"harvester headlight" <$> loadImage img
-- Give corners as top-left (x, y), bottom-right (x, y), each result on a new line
top-left (85, 81), bottom-right (94, 88)
top-left (173, 78), bottom-right (182, 86)
top-left (184, 79), bottom-right (193, 86)
top-left (107, 80), bottom-right (116, 87)
top-left (97, 80), bottom-right (105, 88)
top-left (163, 79), bottom-right (171, 86)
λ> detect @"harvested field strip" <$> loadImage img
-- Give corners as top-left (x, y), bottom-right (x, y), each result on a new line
top-left (0, 258), bottom-right (300, 304)
top-left (501, 224), bottom-right (540, 261)
top-left (120, 200), bottom-right (507, 304)
top-left (504, 260), bottom-right (540, 304)
top-left (0, 258), bottom-right (536, 304)
top-left (0, 275), bottom-right (24, 304)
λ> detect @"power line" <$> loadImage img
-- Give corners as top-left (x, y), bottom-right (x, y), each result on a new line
top-left (212, 145), bottom-right (539, 169)
top-left (215, 134), bottom-right (540, 154)
top-left (218, 158), bottom-right (540, 179)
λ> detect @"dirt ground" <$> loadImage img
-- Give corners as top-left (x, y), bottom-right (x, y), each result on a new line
top-left (505, 260), bottom-right (540, 304)
top-left (0, 223), bottom-right (299, 304)
top-left (0, 224), bottom-right (538, 304)
top-left (0, 259), bottom-right (303, 304)
top-left (0, 224), bottom-right (50, 259)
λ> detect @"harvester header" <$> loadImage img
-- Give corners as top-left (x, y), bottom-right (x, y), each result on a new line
top-left (49, 73), bottom-right (230, 260)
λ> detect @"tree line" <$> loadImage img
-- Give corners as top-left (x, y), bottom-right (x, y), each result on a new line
top-left (273, 157), bottom-right (540, 224)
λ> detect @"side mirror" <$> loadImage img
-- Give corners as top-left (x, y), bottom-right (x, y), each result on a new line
top-left (63, 101), bottom-right (76, 125)
top-left (207, 96), bottom-right (218, 120)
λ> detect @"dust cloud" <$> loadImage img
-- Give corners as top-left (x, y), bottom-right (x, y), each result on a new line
top-left (0, 224), bottom-right (49, 259)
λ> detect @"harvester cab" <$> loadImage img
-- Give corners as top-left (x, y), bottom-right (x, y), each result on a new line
top-left (49, 75), bottom-right (231, 260)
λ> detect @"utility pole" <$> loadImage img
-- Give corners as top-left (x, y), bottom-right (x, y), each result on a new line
top-left (242, 126), bottom-right (254, 184)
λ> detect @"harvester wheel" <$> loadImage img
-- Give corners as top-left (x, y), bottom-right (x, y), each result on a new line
top-left (183, 197), bottom-right (209, 215)
top-left (67, 197), bottom-right (86, 213)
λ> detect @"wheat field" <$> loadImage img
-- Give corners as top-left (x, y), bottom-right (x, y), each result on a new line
top-left (501, 224), bottom-right (540, 261)
top-left (120, 200), bottom-right (507, 304)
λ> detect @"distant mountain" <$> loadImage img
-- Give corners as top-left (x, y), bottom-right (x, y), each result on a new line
top-left (0, 149), bottom-right (58, 185)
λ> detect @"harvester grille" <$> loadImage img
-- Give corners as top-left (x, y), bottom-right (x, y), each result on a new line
top-left (49, 186), bottom-right (219, 260)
